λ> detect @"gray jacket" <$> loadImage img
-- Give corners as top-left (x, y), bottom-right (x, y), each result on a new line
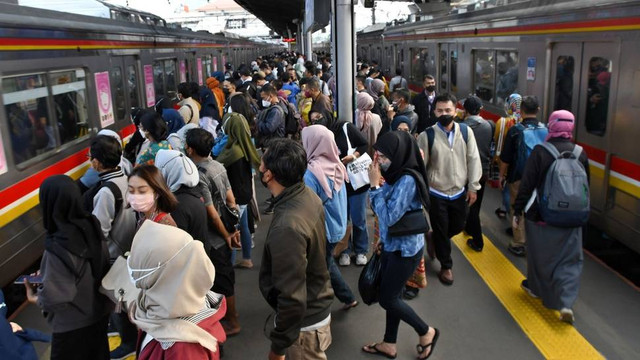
top-left (38, 245), bottom-right (111, 333)
top-left (463, 115), bottom-right (495, 175)
top-left (92, 169), bottom-right (136, 259)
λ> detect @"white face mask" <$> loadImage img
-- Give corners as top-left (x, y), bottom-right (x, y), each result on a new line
top-left (262, 99), bottom-right (271, 108)
top-left (227, 106), bottom-right (233, 114)
top-left (139, 128), bottom-right (146, 138)
top-left (127, 241), bottom-right (191, 285)
top-left (127, 193), bottom-right (155, 213)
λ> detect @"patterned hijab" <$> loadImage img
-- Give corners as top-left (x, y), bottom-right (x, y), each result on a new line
top-left (302, 125), bottom-right (347, 198)
top-left (505, 93), bottom-right (522, 122)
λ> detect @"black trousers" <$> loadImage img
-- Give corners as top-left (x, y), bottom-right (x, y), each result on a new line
top-left (51, 315), bottom-right (109, 360)
top-left (111, 310), bottom-right (138, 349)
top-left (464, 177), bottom-right (487, 247)
top-left (429, 194), bottom-right (468, 270)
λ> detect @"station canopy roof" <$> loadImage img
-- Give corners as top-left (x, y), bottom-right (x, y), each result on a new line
top-left (233, 0), bottom-right (305, 37)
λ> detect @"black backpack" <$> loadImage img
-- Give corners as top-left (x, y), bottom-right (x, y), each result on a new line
top-left (279, 98), bottom-right (302, 135)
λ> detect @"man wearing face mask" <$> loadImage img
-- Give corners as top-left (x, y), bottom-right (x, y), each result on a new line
top-left (258, 139), bottom-right (334, 360)
top-left (413, 75), bottom-right (438, 134)
top-left (387, 89), bottom-right (419, 133)
top-left (256, 84), bottom-right (286, 148)
top-left (417, 93), bottom-right (482, 286)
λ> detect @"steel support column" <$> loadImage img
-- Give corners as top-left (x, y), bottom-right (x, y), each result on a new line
top-left (332, 0), bottom-right (355, 123)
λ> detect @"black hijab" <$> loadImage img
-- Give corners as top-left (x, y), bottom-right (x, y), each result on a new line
top-left (40, 175), bottom-right (106, 280)
top-left (373, 131), bottom-right (430, 210)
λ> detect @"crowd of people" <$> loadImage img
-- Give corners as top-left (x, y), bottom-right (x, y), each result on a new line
top-left (8, 51), bottom-right (589, 360)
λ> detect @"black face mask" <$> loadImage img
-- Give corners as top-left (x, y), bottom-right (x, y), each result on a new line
top-left (259, 171), bottom-right (269, 188)
top-left (223, 88), bottom-right (230, 97)
top-left (425, 85), bottom-right (436, 93)
top-left (437, 115), bottom-right (454, 127)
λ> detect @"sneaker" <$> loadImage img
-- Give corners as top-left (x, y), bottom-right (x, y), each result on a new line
top-left (263, 203), bottom-right (274, 215)
top-left (466, 238), bottom-right (483, 252)
top-left (508, 245), bottom-right (526, 257)
top-left (520, 280), bottom-right (539, 298)
top-left (403, 286), bottom-right (419, 300)
top-left (355, 254), bottom-right (367, 266)
top-left (339, 253), bottom-right (351, 266)
top-left (110, 344), bottom-right (136, 360)
top-left (560, 308), bottom-right (575, 324)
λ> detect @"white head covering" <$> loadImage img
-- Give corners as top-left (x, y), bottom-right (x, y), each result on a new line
top-left (96, 128), bottom-right (132, 175)
top-left (167, 123), bottom-right (198, 154)
top-left (155, 149), bottom-right (199, 192)
top-left (97, 129), bottom-right (122, 146)
top-left (128, 221), bottom-right (218, 351)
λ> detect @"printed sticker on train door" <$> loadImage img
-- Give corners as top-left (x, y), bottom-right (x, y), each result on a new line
top-left (213, 57), bottom-right (218, 72)
top-left (144, 65), bottom-right (155, 107)
top-left (94, 72), bottom-right (114, 128)
top-left (197, 58), bottom-right (203, 85)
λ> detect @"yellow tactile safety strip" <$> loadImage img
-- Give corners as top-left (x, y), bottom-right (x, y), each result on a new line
top-left (451, 233), bottom-right (604, 360)
top-left (109, 335), bottom-right (136, 360)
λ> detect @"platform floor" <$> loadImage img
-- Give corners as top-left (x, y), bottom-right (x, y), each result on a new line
top-left (13, 183), bottom-right (640, 360)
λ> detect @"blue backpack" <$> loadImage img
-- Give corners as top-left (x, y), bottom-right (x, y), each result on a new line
top-left (526, 142), bottom-right (590, 227)
top-left (514, 122), bottom-right (547, 179)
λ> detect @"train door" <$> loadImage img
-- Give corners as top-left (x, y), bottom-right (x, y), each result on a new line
top-left (110, 56), bottom-right (140, 127)
top-left (438, 43), bottom-right (458, 95)
top-left (549, 42), bottom-right (618, 216)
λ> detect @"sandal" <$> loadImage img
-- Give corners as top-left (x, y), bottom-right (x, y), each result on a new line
top-left (342, 300), bottom-right (359, 310)
top-left (417, 328), bottom-right (440, 359)
top-left (362, 343), bottom-right (397, 359)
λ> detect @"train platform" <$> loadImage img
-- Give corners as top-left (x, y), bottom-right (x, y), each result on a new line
top-left (11, 183), bottom-right (640, 360)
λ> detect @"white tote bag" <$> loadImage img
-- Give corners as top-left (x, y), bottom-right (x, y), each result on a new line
top-left (343, 123), bottom-right (372, 190)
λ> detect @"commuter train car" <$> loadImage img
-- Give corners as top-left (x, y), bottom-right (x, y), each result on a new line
top-left (358, 0), bottom-right (640, 254)
top-left (0, 4), bottom-right (277, 288)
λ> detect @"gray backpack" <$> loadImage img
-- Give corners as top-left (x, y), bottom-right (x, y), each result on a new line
top-left (526, 142), bottom-right (590, 227)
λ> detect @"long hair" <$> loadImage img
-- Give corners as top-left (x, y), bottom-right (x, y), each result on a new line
top-left (129, 165), bottom-right (178, 213)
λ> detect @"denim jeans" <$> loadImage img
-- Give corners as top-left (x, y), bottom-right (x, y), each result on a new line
top-left (379, 248), bottom-right (429, 343)
top-left (231, 204), bottom-right (252, 262)
top-left (343, 191), bottom-right (369, 256)
top-left (326, 242), bottom-right (356, 304)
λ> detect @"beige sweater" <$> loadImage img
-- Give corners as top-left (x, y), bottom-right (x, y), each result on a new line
top-left (417, 122), bottom-right (482, 196)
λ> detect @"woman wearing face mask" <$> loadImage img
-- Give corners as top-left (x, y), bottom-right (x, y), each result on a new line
top-left (127, 165), bottom-right (178, 227)
top-left (368, 79), bottom-right (391, 135)
top-left (217, 111), bottom-right (260, 269)
top-left (25, 175), bottom-right (111, 360)
top-left (362, 131), bottom-right (439, 360)
top-left (356, 92), bottom-right (383, 157)
top-left (128, 221), bottom-right (226, 359)
top-left (135, 112), bottom-right (171, 167)
top-left (123, 108), bottom-right (151, 165)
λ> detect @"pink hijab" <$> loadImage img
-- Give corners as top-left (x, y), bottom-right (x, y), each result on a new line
top-left (546, 110), bottom-right (575, 141)
top-left (301, 125), bottom-right (347, 199)
top-left (356, 92), bottom-right (375, 131)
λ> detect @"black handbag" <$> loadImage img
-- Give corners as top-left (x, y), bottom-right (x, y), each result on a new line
top-left (219, 203), bottom-right (240, 233)
top-left (358, 251), bottom-right (382, 305)
top-left (388, 209), bottom-right (430, 237)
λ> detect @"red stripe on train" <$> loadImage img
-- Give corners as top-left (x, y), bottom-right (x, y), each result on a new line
top-left (0, 149), bottom-right (88, 209)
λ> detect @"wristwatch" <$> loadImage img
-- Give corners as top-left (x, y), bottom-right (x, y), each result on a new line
top-left (370, 185), bottom-right (380, 191)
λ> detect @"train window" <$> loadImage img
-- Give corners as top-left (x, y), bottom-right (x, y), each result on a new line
top-left (127, 65), bottom-right (140, 108)
top-left (474, 50), bottom-right (495, 102)
top-left (111, 66), bottom-right (126, 121)
top-left (164, 59), bottom-right (176, 99)
top-left (450, 50), bottom-right (458, 93)
top-left (202, 55), bottom-right (212, 78)
top-left (585, 57), bottom-right (611, 136)
top-left (496, 51), bottom-right (519, 105)
top-left (440, 49), bottom-right (448, 91)
top-left (553, 56), bottom-right (575, 111)
top-left (153, 61), bottom-right (164, 100)
top-left (49, 70), bottom-right (88, 144)
top-left (3, 74), bottom-right (52, 164)
top-left (410, 48), bottom-right (428, 82)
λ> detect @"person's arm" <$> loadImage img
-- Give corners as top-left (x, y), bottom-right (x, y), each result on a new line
top-left (370, 175), bottom-right (419, 227)
top-left (465, 127), bottom-right (482, 205)
top-left (265, 226), bottom-right (308, 356)
top-left (204, 204), bottom-right (235, 248)
top-left (258, 107), bottom-right (283, 135)
top-left (344, 123), bottom-right (368, 160)
top-left (36, 251), bottom-right (79, 312)
top-left (92, 187), bottom-right (116, 239)
top-left (513, 146), bottom-right (544, 215)
top-left (416, 130), bottom-right (430, 166)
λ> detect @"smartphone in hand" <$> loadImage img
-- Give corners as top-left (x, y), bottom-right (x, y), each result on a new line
top-left (14, 274), bottom-right (43, 285)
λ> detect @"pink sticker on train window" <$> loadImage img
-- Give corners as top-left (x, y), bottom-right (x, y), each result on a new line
top-left (180, 61), bottom-right (187, 83)
top-left (197, 58), bottom-right (203, 86)
top-left (0, 127), bottom-right (7, 175)
top-left (94, 71), bottom-right (114, 128)
top-left (213, 57), bottom-right (218, 72)
top-left (144, 65), bottom-right (155, 107)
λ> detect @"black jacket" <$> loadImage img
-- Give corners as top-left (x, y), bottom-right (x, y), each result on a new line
top-left (412, 90), bottom-right (437, 134)
top-left (171, 185), bottom-right (209, 249)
